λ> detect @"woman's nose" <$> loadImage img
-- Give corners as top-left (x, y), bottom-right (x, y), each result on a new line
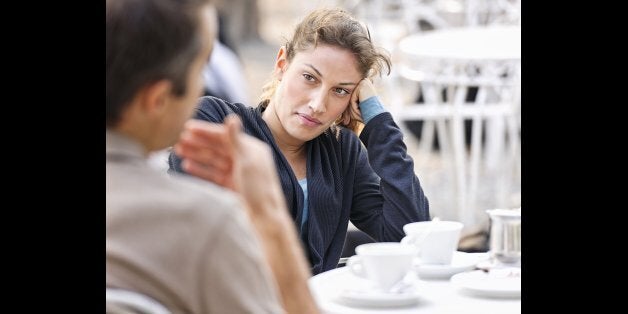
top-left (308, 89), bottom-right (327, 113)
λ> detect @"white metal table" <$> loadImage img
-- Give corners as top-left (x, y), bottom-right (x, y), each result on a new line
top-left (394, 25), bottom-right (521, 227)
top-left (309, 266), bottom-right (521, 313)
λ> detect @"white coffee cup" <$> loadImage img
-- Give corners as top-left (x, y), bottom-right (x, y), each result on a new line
top-left (346, 242), bottom-right (417, 291)
top-left (401, 221), bottom-right (463, 265)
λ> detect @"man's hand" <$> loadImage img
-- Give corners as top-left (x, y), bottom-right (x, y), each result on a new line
top-left (174, 115), bottom-right (285, 214)
top-left (174, 118), bottom-right (237, 190)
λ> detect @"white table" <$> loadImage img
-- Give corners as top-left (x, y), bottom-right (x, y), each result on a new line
top-left (393, 26), bottom-right (521, 227)
top-left (398, 25), bottom-right (520, 61)
top-left (309, 267), bottom-right (521, 313)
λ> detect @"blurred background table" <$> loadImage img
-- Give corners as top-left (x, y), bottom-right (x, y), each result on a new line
top-left (392, 25), bottom-right (521, 230)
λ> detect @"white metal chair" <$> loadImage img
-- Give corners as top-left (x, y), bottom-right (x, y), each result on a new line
top-left (106, 288), bottom-right (171, 314)
top-left (465, 0), bottom-right (521, 26)
top-left (348, 0), bottom-right (463, 36)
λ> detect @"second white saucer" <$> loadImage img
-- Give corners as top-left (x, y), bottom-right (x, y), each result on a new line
top-left (451, 269), bottom-right (521, 298)
top-left (415, 251), bottom-right (489, 279)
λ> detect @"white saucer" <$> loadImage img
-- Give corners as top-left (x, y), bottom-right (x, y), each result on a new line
top-left (415, 251), bottom-right (489, 279)
top-left (451, 270), bottom-right (521, 298)
top-left (335, 284), bottom-right (420, 308)
top-left (477, 258), bottom-right (521, 271)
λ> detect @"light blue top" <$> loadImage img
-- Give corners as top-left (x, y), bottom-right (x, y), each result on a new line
top-left (298, 178), bottom-right (308, 231)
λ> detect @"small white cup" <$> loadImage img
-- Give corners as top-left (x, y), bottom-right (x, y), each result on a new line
top-left (346, 242), bottom-right (417, 291)
top-left (401, 221), bottom-right (463, 265)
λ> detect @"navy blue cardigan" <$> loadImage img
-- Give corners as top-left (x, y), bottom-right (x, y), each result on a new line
top-left (169, 96), bottom-right (430, 275)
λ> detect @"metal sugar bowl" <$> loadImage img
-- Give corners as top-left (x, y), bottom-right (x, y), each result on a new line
top-left (486, 208), bottom-right (521, 266)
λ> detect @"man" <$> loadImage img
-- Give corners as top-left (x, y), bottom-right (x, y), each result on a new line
top-left (106, 0), bottom-right (318, 313)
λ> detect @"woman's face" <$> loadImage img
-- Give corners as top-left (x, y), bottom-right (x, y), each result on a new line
top-left (267, 44), bottom-right (362, 143)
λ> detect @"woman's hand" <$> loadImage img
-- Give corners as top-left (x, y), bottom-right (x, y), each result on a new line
top-left (348, 78), bottom-right (378, 123)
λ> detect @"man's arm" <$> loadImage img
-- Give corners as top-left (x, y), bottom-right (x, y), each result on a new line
top-left (175, 115), bottom-right (319, 314)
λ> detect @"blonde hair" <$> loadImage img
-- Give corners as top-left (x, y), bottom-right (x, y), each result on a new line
top-left (259, 8), bottom-right (391, 132)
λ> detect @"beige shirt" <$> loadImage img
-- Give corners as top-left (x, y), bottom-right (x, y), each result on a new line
top-left (106, 130), bottom-right (283, 314)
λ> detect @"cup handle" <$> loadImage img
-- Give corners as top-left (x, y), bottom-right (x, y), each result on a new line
top-left (411, 256), bottom-right (422, 272)
top-left (346, 256), bottom-right (367, 279)
top-left (401, 235), bottom-right (422, 257)
top-left (400, 235), bottom-right (415, 245)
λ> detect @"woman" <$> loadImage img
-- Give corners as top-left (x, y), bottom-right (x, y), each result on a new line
top-left (169, 8), bottom-right (430, 275)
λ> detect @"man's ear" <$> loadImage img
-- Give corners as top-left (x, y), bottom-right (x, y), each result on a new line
top-left (139, 80), bottom-right (172, 117)
top-left (274, 46), bottom-right (288, 81)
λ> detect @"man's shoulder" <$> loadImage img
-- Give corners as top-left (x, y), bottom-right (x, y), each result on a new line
top-left (108, 163), bottom-right (243, 223)
top-left (162, 171), bottom-right (242, 217)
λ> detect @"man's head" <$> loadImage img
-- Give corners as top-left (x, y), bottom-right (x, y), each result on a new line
top-left (106, 0), bottom-right (216, 152)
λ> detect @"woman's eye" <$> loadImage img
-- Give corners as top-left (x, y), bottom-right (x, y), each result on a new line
top-left (303, 73), bottom-right (315, 82)
top-left (334, 88), bottom-right (350, 96)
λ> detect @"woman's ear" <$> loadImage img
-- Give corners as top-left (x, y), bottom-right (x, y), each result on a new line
top-left (274, 46), bottom-right (288, 81)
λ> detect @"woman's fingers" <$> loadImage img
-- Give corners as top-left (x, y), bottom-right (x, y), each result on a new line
top-left (350, 103), bottom-right (363, 123)
top-left (348, 79), bottom-right (369, 123)
top-left (350, 81), bottom-right (360, 108)
top-left (357, 78), bottom-right (376, 101)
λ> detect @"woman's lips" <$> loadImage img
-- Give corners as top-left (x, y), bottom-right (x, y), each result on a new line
top-left (297, 113), bottom-right (321, 127)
